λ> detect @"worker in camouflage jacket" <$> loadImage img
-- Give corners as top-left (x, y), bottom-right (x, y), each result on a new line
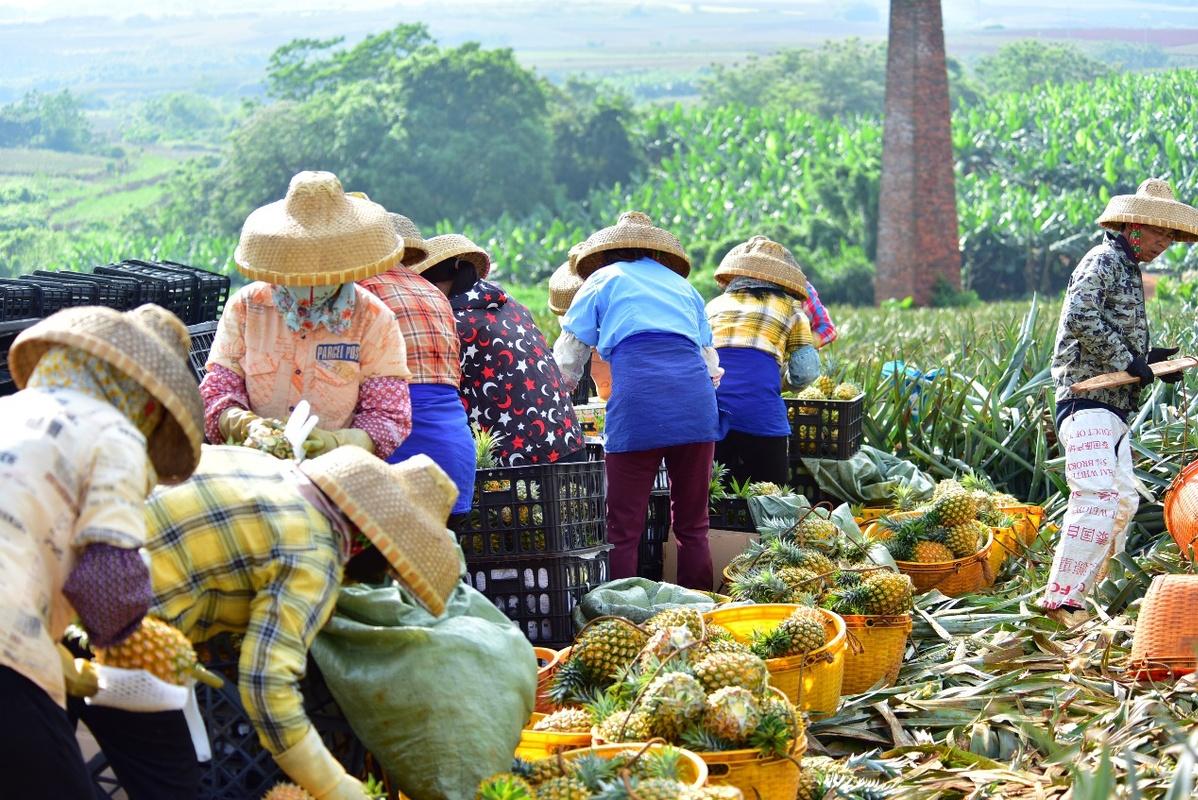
top-left (1044, 179), bottom-right (1198, 618)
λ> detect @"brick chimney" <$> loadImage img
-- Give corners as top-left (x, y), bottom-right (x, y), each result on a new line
top-left (875, 0), bottom-right (961, 306)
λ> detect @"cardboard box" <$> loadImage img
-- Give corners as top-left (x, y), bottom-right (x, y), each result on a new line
top-left (662, 528), bottom-right (759, 592)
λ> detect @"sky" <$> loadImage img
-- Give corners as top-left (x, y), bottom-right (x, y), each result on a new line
top-left (2, 0), bottom-right (1198, 28)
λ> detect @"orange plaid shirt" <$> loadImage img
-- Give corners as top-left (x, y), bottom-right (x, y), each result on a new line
top-left (359, 268), bottom-right (461, 386)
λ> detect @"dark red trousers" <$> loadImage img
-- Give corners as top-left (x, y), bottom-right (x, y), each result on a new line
top-left (605, 441), bottom-right (714, 590)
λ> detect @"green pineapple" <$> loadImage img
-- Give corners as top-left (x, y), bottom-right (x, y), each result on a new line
top-left (643, 672), bottom-right (706, 740)
top-left (933, 489), bottom-right (979, 527)
top-left (790, 515), bottom-right (839, 542)
top-left (475, 773), bottom-right (535, 800)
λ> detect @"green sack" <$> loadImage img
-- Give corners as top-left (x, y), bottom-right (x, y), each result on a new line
top-left (800, 445), bottom-right (936, 505)
top-left (310, 582), bottom-right (536, 800)
top-left (748, 495), bottom-right (896, 570)
top-left (571, 577), bottom-right (720, 630)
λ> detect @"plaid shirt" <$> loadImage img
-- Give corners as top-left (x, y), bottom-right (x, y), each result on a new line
top-left (146, 446), bottom-right (343, 755)
top-left (359, 268), bottom-right (461, 386)
top-left (802, 281), bottom-right (837, 348)
top-left (706, 290), bottom-right (813, 365)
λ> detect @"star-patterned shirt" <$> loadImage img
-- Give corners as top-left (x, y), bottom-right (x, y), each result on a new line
top-left (450, 279), bottom-right (583, 466)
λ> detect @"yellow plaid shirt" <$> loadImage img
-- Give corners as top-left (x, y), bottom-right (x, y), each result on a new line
top-left (706, 291), bottom-right (813, 366)
top-left (146, 446), bottom-right (343, 755)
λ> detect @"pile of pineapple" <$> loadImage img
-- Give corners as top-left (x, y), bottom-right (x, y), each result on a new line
top-left (477, 746), bottom-right (741, 800)
top-left (537, 611), bottom-right (803, 761)
top-left (873, 477), bottom-right (1015, 564)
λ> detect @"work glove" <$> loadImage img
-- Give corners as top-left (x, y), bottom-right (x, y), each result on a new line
top-left (1149, 346), bottom-right (1184, 383)
top-left (273, 727), bottom-right (370, 800)
top-left (304, 427), bottom-right (375, 457)
top-left (57, 643), bottom-right (99, 699)
top-left (218, 407), bottom-right (264, 443)
top-left (1127, 355), bottom-right (1155, 387)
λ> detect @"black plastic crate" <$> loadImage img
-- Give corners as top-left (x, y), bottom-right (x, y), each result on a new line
top-left (188, 320), bottom-right (219, 383)
top-left (0, 279), bottom-right (40, 320)
top-left (786, 458), bottom-right (843, 506)
top-left (786, 393), bottom-right (865, 460)
top-left (0, 368), bottom-right (13, 397)
top-left (463, 545), bottom-right (611, 647)
top-left (638, 493), bottom-right (671, 581)
top-left (33, 270), bottom-right (137, 310)
top-left (456, 459), bottom-right (606, 558)
top-left (709, 496), bottom-right (756, 532)
top-left (97, 261), bottom-right (193, 322)
top-left (584, 442), bottom-right (668, 496)
top-left (18, 274), bottom-right (97, 308)
top-left (156, 260), bottom-right (231, 323)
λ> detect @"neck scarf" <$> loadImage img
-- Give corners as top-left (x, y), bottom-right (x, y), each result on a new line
top-left (271, 282), bottom-right (356, 334)
top-left (26, 346), bottom-right (164, 438)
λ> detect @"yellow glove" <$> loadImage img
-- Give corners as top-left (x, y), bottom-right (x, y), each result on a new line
top-left (218, 407), bottom-right (263, 444)
top-left (273, 727), bottom-right (369, 800)
top-left (57, 644), bottom-right (99, 698)
top-left (304, 427), bottom-right (375, 457)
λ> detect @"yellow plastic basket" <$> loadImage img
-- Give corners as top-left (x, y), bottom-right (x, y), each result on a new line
top-left (704, 604), bottom-right (846, 718)
top-left (700, 731), bottom-right (806, 800)
top-left (515, 712), bottom-right (593, 762)
top-left (998, 504), bottom-right (1045, 545)
top-left (561, 743), bottom-right (709, 789)
top-left (985, 524), bottom-right (1021, 577)
top-left (840, 614), bottom-right (912, 694)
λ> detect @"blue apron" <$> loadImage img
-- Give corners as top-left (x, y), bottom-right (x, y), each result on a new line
top-left (387, 383), bottom-right (475, 514)
top-left (605, 332), bottom-right (719, 453)
top-left (715, 346), bottom-right (790, 438)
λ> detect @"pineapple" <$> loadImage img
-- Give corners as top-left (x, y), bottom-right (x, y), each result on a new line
top-left (791, 515), bottom-right (839, 542)
top-left (776, 566), bottom-right (820, 598)
top-left (618, 778), bottom-right (689, 800)
top-left (695, 635), bottom-right (753, 659)
top-left (262, 784), bottom-right (314, 800)
top-left (535, 777), bottom-right (592, 799)
top-left (94, 617), bottom-right (218, 687)
top-left (643, 672), bottom-right (707, 740)
top-left (796, 385), bottom-right (826, 402)
top-left (241, 418), bottom-right (294, 459)
top-left (933, 489), bottom-right (979, 527)
top-left (832, 382), bottom-right (860, 400)
top-left (476, 774), bottom-right (536, 800)
top-left (533, 707), bottom-right (593, 733)
top-left (474, 426), bottom-right (499, 469)
top-left (643, 608), bottom-right (705, 640)
top-left (911, 540), bottom-right (955, 564)
top-left (729, 567), bottom-right (790, 604)
top-left (777, 608), bottom-right (828, 654)
top-left (814, 375), bottom-right (836, 396)
top-left (638, 625), bottom-right (697, 668)
top-left (860, 571), bottom-right (914, 615)
top-left (889, 483), bottom-right (923, 512)
top-left (595, 709), bottom-right (652, 742)
top-left (932, 478), bottom-right (964, 501)
top-left (517, 757), bottom-right (566, 785)
top-left (573, 620), bottom-right (649, 680)
top-left (693, 651), bottom-right (769, 694)
top-left (686, 786), bottom-right (745, 799)
top-left (943, 523), bottom-right (979, 558)
top-left (703, 686), bottom-right (762, 742)
top-left (748, 481), bottom-right (786, 497)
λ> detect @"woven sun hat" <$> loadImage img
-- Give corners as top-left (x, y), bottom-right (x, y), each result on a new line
top-left (8, 304), bottom-right (204, 483)
top-left (714, 235), bottom-right (810, 299)
top-left (234, 171), bottom-right (403, 287)
top-left (1098, 178), bottom-right (1198, 243)
top-left (572, 210), bottom-right (690, 279)
top-left (548, 260), bottom-right (584, 316)
top-left (409, 233), bottom-right (491, 280)
top-left (389, 212), bottom-right (429, 267)
top-left (300, 449), bottom-right (461, 616)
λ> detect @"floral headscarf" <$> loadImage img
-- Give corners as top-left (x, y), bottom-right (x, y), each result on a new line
top-left (271, 282), bottom-right (356, 334)
top-left (25, 346), bottom-right (164, 439)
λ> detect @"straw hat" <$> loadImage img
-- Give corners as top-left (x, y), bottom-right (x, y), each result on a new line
top-left (548, 261), bottom-right (584, 316)
top-left (8, 304), bottom-right (204, 483)
top-left (301, 449), bottom-right (461, 616)
top-left (389, 212), bottom-right (429, 267)
top-left (235, 171), bottom-right (403, 287)
top-left (714, 236), bottom-right (810, 299)
top-left (1098, 178), bottom-right (1198, 243)
top-left (409, 234), bottom-right (491, 281)
top-left (572, 211), bottom-right (690, 279)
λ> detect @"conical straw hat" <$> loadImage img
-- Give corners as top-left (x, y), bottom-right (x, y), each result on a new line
top-left (389, 212), bottom-right (429, 267)
top-left (8, 304), bottom-right (204, 483)
top-left (300, 450), bottom-right (461, 616)
top-left (1098, 178), bottom-right (1198, 243)
top-left (572, 211), bottom-right (690, 279)
top-left (235, 171), bottom-right (403, 286)
top-left (714, 236), bottom-right (809, 298)
top-left (548, 261), bottom-right (584, 316)
top-left (408, 234), bottom-right (491, 280)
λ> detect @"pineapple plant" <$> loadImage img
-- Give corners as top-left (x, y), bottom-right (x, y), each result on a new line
top-left (534, 706), bottom-right (593, 733)
top-left (474, 425), bottom-right (499, 469)
top-left (93, 617), bottom-right (222, 688)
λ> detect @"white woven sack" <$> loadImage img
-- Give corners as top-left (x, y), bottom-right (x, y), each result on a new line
top-left (85, 665), bottom-right (190, 712)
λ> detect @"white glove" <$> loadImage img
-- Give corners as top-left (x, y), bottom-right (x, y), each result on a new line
top-left (553, 331), bottom-right (592, 392)
top-left (711, 366), bottom-right (725, 389)
top-left (86, 665), bottom-right (191, 712)
top-left (702, 346), bottom-right (723, 387)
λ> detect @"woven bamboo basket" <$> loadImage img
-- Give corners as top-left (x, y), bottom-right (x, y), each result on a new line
top-left (1128, 574), bottom-right (1198, 680)
top-left (561, 743), bottom-right (709, 789)
top-left (704, 604), bottom-right (846, 718)
top-left (853, 506), bottom-right (893, 525)
top-left (840, 614), bottom-right (912, 694)
top-left (1164, 459), bottom-right (1198, 561)
top-left (516, 712), bottom-right (594, 761)
top-left (534, 647), bottom-right (561, 714)
top-left (893, 531), bottom-right (996, 597)
top-left (700, 730), bottom-right (806, 800)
